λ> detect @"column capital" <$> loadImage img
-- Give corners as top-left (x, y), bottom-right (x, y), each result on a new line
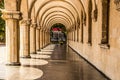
top-left (1, 10), bottom-right (22, 20)
top-left (20, 19), bottom-right (31, 26)
top-left (36, 27), bottom-right (41, 30)
top-left (31, 23), bottom-right (37, 28)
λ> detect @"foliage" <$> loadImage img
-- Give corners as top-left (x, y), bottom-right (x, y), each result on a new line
top-left (0, 0), bottom-right (5, 42)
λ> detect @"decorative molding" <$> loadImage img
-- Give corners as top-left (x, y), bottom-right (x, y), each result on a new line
top-left (31, 23), bottom-right (37, 28)
top-left (36, 27), bottom-right (41, 30)
top-left (20, 19), bottom-right (31, 26)
top-left (114, 0), bottom-right (120, 11)
top-left (1, 10), bottom-right (22, 20)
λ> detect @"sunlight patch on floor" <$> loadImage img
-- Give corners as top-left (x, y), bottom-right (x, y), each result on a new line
top-left (20, 58), bottom-right (48, 66)
top-left (0, 66), bottom-right (43, 80)
top-left (31, 54), bottom-right (51, 59)
top-left (37, 51), bottom-right (53, 54)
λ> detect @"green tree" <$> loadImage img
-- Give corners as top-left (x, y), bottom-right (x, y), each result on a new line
top-left (0, 0), bottom-right (5, 42)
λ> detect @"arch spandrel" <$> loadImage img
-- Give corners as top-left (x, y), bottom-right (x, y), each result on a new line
top-left (20, 0), bottom-right (29, 18)
top-left (4, 0), bottom-right (21, 10)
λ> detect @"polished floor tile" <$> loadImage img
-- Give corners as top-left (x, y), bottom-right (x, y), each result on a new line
top-left (0, 44), bottom-right (111, 80)
top-left (36, 44), bottom-right (111, 80)
top-left (0, 65), bottom-right (43, 80)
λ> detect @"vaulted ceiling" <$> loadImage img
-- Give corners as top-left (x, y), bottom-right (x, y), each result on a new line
top-left (21, 0), bottom-right (86, 31)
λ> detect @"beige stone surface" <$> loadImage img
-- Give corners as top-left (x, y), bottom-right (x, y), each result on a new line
top-left (2, 0), bottom-right (120, 80)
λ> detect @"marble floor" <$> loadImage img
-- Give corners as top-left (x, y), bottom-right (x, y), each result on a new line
top-left (0, 44), bottom-right (111, 80)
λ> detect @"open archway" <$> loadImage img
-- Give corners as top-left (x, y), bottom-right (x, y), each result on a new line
top-left (50, 23), bottom-right (67, 44)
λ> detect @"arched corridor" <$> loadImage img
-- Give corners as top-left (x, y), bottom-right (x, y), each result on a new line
top-left (0, 0), bottom-right (120, 80)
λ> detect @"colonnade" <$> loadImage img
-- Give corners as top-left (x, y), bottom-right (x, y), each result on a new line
top-left (2, 10), bottom-right (50, 65)
top-left (68, 29), bottom-right (81, 43)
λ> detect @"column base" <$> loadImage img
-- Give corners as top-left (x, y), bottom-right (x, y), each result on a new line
top-left (20, 55), bottom-right (31, 58)
top-left (6, 62), bottom-right (21, 66)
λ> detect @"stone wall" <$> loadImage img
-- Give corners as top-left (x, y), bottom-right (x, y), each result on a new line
top-left (68, 0), bottom-right (120, 80)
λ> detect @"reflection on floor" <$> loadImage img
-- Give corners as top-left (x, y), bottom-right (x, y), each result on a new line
top-left (0, 44), bottom-right (111, 80)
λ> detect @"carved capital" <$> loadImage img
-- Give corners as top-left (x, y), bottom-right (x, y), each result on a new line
top-left (36, 27), bottom-right (41, 30)
top-left (31, 23), bottom-right (37, 28)
top-left (2, 10), bottom-right (22, 20)
top-left (20, 19), bottom-right (31, 26)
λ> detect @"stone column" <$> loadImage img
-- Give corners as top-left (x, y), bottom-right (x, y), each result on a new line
top-left (70, 32), bottom-right (72, 40)
top-left (42, 31), bottom-right (45, 47)
top-left (36, 27), bottom-right (40, 51)
top-left (2, 11), bottom-right (22, 66)
top-left (71, 32), bottom-right (72, 41)
top-left (44, 31), bottom-right (46, 46)
top-left (74, 30), bottom-right (76, 42)
top-left (20, 19), bottom-right (31, 58)
top-left (75, 30), bottom-right (78, 42)
top-left (69, 32), bottom-right (71, 40)
top-left (30, 23), bottom-right (37, 54)
top-left (39, 29), bottom-right (42, 49)
top-left (72, 31), bottom-right (74, 41)
top-left (71, 32), bottom-right (72, 40)
top-left (48, 32), bottom-right (50, 43)
top-left (47, 32), bottom-right (50, 44)
top-left (45, 31), bottom-right (47, 45)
